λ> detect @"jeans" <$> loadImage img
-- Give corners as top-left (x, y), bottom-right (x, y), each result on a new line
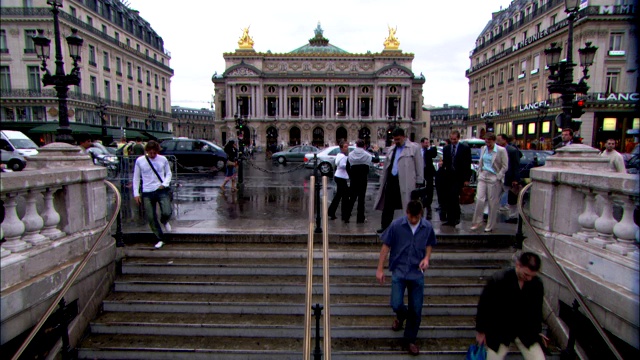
top-left (391, 275), bottom-right (424, 343)
top-left (142, 187), bottom-right (172, 241)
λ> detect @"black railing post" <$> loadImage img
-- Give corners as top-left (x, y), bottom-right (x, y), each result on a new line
top-left (515, 215), bottom-right (525, 249)
top-left (312, 303), bottom-right (323, 360)
top-left (115, 206), bottom-right (125, 247)
top-left (314, 154), bottom-right (322, 233)
top-left (58, 298), bottom-right (75, 360)
top-left (561, 299), bottom-right (580, 360)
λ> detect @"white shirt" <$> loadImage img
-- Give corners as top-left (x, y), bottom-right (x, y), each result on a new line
top-left (600, 149), bottom-right (626, 173)
top-left (334, 152), bottom-right (349, 179)
top-left (132, 154), bottom-right (172, 196)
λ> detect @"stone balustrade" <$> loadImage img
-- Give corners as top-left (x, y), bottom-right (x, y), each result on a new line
top-left (527, 144), bottom-right (639, 350)
top-left (1, 143), bottom-right (116, 351)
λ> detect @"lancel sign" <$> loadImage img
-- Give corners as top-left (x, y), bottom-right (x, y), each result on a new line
top-left (595, 93), bottom-right (639, 102)
top-left (519, 100), bottom-right (549, 112)
top-left (481, 111), bottom-right (500, 118)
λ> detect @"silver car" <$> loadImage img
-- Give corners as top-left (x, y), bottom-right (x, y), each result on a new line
top-left (305, 146), bottom-right (383, 176)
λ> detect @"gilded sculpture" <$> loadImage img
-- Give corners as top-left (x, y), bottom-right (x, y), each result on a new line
top-left (238, 26), bottom-right (254, 49)
top-left (383, 25), bottom-right (400, 50)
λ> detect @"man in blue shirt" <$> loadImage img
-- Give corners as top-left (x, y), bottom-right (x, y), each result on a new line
top-left (376, 200), bottom-right (437, 356)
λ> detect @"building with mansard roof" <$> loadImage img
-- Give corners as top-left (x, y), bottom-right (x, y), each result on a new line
top-left (466, 0), bottom-right (637, 152)
top-left (211, 23), bottom-right (426, 149)
top-left (0, 0), bottom-right (173, 144)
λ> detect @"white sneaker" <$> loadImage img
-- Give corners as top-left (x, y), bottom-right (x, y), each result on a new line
top-left (499, 205), bottom-right (509, 212)
top-left (164, 222), bottom-right (172, 233)
top-left (154, 241), bottom-right (164, 249)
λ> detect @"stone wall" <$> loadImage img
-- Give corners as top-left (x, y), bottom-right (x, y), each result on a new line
top-left (526, 144), bottom-right (639, 351)
top-left (1, 143), bottom-right (117, 355)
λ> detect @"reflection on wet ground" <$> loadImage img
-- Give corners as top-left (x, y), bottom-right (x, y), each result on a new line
top-left (113, 158), bottom-right (517, 236)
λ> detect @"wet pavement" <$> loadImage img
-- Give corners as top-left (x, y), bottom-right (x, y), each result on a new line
top-left (113, 157), bottom-right (518, 236)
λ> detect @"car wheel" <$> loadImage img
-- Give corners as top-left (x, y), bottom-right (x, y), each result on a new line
top-left (215, 159), bottom-right (225, 171)
top-left (8, 159), bottom-right (25, 171)
top-left (277, 156), bottom-right (286, 164)
top-left (319, 162), bottom-right (333, 176)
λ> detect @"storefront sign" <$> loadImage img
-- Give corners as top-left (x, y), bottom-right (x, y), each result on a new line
top-left (595, 93), bottom-right (639, 102)
top-left (603, 118), bottom-right (617, 131)
top-left (519, 100), bottom-right (549, 112)
top-left (481, 111), bottom-right (500, 118)
top-left (599, 5), bottom-right (635, 15)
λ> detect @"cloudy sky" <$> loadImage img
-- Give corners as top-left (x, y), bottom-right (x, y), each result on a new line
top-left (129, 0), bottom-right (512, 110)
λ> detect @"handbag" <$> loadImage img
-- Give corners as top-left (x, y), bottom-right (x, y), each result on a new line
top-left (145, 156), bottom-right (173, 201)
top-left (459, 185), bottom-right (476, 205)
top-left (227, 160), bottom-right (236, 167)
top-left (465, 343), bottom-right (487, 360)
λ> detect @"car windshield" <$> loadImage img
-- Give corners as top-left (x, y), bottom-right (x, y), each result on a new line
top-left (10, 138), bottom-right (39, 149)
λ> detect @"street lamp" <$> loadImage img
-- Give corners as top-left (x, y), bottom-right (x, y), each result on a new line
top-left (234, 98), bottom-right (247, 188)
top-left (32, 0), bottom-right (83, 144)
top-left (96, 102), bottom-right (108, 144)
top-left (543, 0), bottom-right (597, 131)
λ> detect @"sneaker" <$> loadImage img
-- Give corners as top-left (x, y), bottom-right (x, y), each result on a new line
top-left (164, 222), bottom-right (172, 233)
top-left (154, 241), bottom-right (164, 249)
top-left (499, 205), bottom-right (510, 212)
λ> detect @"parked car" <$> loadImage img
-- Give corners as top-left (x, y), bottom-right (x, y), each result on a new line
top-left (0, 149), bottom-right (27, 171)
top-left (519, 150), bottom-right (553, 179)
top-left (88, 142), bottom-right (120, 177)
top-left (0, 130), bottom-right (39, 157)
top-left (272, 145), bottom-right (320, 164)
top-left (305, 145), bottom-right (383, 177)
top-left (159, 138), bottom-right (227, 172)
top-left (624, 144), bottom-right (639, 174)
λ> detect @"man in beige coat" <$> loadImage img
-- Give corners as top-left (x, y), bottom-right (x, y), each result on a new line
top-left (374, 128), bottom-right (424, 234)
top-left (471, 133), bottom-right (508, 232)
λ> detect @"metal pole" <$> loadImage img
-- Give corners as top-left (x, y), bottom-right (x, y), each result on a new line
top-left (58, 298), bottom-right (73, 360)
top-left (561, 299), bottom-right (580, 360)
top-left (314, 154), bottom-right (322, 233)
top-left (50, 4), bottom-right (73, 144)
top-left (312, 303), bottom-right (323, 360)
top-left (515, 214), bottom-right (525, 249)
top-left (560, 12), bottom-right (576, 129)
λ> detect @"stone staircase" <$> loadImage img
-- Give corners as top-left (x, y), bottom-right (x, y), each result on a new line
top-left (77, 237), bottom-right (557, 359)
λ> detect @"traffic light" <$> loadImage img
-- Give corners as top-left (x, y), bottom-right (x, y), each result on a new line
top-left (571, 98), bottom-right (586, 119)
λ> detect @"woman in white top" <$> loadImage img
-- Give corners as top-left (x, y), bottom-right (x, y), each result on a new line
top-left (328, 140), bottom-right (351, 223)
top-left (470, 133), bottom-right (508, 232)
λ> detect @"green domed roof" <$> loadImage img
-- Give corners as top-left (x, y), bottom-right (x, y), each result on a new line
top-left (289, 23), bottom-right (349, 54)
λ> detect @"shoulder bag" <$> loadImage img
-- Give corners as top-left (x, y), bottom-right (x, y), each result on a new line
top-left (145, 156), bottom-right (173, 200)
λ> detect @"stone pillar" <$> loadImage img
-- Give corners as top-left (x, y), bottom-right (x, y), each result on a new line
top-left (608, 196), bottom-right (639, 255)
top-left (574, 189), bottom-right (599, 242)
top-left (40, 187), bottom-right (65, 240)
top-left (1, 193), bottom-right (29, 252)
top-left (20, 190), bottom-right (47, 245)
top-left (591, 192), bottom-right (617, 247)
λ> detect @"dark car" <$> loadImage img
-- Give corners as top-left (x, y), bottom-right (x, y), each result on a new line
top-left (624, 144), bottom-right (639, 174)
top-left (160, 138), bottom-right (227, 172)
top-left (272, 145), bottom-right (319, 164)
top-left (519, 150), bottom-right (553, 179)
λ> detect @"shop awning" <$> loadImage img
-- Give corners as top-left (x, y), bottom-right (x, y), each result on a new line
top-left (142, 130), bottom-right (173, 141)
top-left (29, 123), bottom-right (102, 135)
top-left (107, 128), bottom-right (147, 140)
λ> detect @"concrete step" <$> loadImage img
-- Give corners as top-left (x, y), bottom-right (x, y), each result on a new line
top-left (77, 334), bottom-right (560, 360)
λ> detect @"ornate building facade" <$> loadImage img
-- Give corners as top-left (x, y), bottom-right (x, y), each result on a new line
top-left (0, 0), bottom-right (173, 144)
top-left (466, 0), bottom-right (637, 151)
top-left (171, 105), bottom-right (215, 141)
top-left (429, 104), bottom-right (469, 143)
top-left (211, 24), bottom-right (426, 148)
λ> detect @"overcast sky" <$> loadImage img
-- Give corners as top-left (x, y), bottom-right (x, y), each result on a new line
top-left (129, 0), bottom-right (512, 110)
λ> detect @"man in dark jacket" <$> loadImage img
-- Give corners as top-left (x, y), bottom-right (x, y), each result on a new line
top-left (420, 138), bottom-right (437, 220)
top-left (497, 134), bottom-right (521, 219)
top-left (439, 130), bottom-right (471, 227)
top-left (476, 252), bottom-right (548, 359)
top-left (346, 139), bottom-right (377, 223)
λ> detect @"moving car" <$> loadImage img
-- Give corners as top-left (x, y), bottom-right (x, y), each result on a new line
top-left (1, 149), bottom-right (27, 171)
top-left (519, 150), bottom-right (553, 179)
top-left (88, 142), bottom-right (120, 177)
top-left (304, 145), bottom-right (382, 176)
top-left (272, 145), bottom-right (320, 164)
top-left (159, 138), bottom-right (227, 172)
top-left (0, 130), bottom-right (39, 157)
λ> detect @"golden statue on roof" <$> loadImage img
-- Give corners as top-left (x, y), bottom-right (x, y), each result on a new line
top-left (383, 25), bottom-right (400, 50)
top-left (238, 26), bottom-right (254, 49)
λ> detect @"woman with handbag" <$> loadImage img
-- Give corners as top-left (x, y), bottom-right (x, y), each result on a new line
top-left (470, 133), bottom-right (508, 232)
top-left (220, 140), bottom-right (239, 192)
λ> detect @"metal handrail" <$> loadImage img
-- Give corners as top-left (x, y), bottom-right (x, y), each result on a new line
top-left (11, 180), bottom-right (122, 360)
top-left (302, 176), bottom-right (331, 360)
top-left (321, 176), bottom-right (331, 360)
top-left (517, 183), bottom-right (624, 360)
top-left (303, 176), bottom-right (315, 359)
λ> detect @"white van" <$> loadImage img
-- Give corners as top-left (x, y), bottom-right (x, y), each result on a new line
top-left (0, 130), bottom-right (39, 157)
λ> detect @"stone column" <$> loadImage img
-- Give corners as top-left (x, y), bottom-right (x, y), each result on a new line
top-left (40, 187), bottom-right (65, 240)
top-left (20, 190), bottom-right (47, 245)
top-left (591, 192), bottom-right (617, 247)
top-left (609, 196), bottom-right (639, 255)
top-left (1, 193), bottom-right (29, 252)
top-left (574, 189), bottom-right (599, 242)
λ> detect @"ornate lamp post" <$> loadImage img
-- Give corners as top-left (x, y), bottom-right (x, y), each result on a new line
top-left (96, 102), bottom-right (108, 144)
top-left (32, 0), bottom-right (83, 144)
top-left (234, 98), bottom-right (247, 188)
top-left (543, 0), bottom-right (597, 132)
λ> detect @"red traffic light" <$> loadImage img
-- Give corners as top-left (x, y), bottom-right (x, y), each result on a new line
top-left (576, 99), bottom-right (585, 107)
